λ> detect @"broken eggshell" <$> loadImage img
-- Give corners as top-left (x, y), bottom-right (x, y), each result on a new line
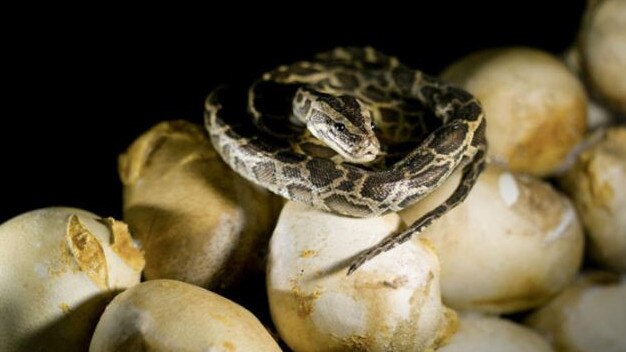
top-left (119, 120), bottom-right (282, 289)
top-left (0, 207), bottom-right (144, 352)
top-left (267, 201), bottom-right (457, 352)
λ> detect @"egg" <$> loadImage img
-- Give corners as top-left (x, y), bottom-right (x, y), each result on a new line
top-left (89, 279), bottom-right (281, 351)
top-left (267, 201), bottom-right (457, 352)
top-left (579, 0), bottom-right (626, 114)
top-left (400, 163), bottom-right (584, 314)
top-left (441, 47), bottom-right (587, 176)
top-left (0, 207), bottom-right (144, 351)
top-left (438, 313), bottom-right (553, 352)
top-left (525, 272), bottom-right (626, 352)
top-left (119, 120), bottom-right (282, 289)
top-left (560, 127), bottom-right (626, 272)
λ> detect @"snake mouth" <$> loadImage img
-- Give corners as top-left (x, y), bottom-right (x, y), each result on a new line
top-left (312, 128), bottom-right (380, 164)
top-left (335, 140), bottom-right (379, 164)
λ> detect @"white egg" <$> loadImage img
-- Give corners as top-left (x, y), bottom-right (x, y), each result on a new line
top-left (438, 314), bottom-right (553, 352)
top-left (525, 272), bottom-right (626, 352)
top-left (0, 207), bottom-right (144, 351)
top-left (400, 163), bottom-right (584, 314)
top-left (560, 127), bottom-right (626, 272)
top-left (267, 201), bottom-right (457, 352)
top-left (580, 0), bottom-right (626, 113)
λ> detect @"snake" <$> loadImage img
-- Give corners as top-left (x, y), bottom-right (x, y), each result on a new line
top-left (204, 47), bottom-right (487, 274)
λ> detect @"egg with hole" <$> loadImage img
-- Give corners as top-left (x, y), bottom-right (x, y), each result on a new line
top-left (119, 120), bottom-right (282, 289)
top-left (0, 207), bottom-right (144, 352)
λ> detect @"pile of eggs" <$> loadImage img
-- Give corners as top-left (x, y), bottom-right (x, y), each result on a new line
top-left (1, 1), bottom-right (625, 351)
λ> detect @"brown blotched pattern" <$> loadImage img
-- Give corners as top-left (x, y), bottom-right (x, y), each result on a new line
top-left (205, 47), bottom-right (487, 274)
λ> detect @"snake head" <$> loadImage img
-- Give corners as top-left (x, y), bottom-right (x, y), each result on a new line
top-left (294, 87), bottom-right (381, 163)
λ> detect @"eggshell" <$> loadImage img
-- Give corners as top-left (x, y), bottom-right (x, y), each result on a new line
top-left (267, 201), bottom-right (457, 352)
top-left (525, 272), bottom-right (626, 352)
top-left (119, 120), bottom-right (282, 289)
top-left (580, 0), bottom-right (626, 113)
top-left (400, 163), bottom-right (584, 314)
top-left (442, 47), bottom-right (587, 176)
top-left (560, 127), bottom-right (626, 272)
top-left (438, 314), bottom-right (553, 352)
top-left (89, 279), bottom-right (281, 351)
top-left (0, 208), bottom-right (143, 351)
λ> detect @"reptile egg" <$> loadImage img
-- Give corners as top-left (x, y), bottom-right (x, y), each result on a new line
top-left (579, 0), bottom-right (626, 113)
top-left (400, 163), bottom-right (584, 314)
top-left (559, 127), bottom-right (626, 272)
top-left (525, 272), bottom-right (626, 352)
top-left (119, 120), bottom-right (282, 289)
top-left (438, 314), bottom-right (553, 352)
top-left (441, 47), bottom-right (587, 176)
top-left (267, 201), bottom-right (457, 352)
top-left (89, 279), bottom-right (281, 351)
top-left (0, 207), bottom-right (144, 352)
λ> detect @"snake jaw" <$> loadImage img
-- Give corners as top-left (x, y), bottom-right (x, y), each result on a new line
top-left (355, 138), bottom-right (381, 163)
top-left (333, 137), bottom-right (380, 164)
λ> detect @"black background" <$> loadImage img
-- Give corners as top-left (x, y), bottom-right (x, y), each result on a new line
top-left (2, 3), bottom-right (587, 222)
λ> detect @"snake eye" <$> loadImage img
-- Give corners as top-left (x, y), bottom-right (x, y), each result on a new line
top-left (334, 122), bottom-right (345, 131)
top-left (370, 121), bottom-right (376, 129)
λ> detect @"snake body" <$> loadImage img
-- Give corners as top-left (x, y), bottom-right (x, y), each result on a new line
top-left (205, 47), bottom-right (487, 273)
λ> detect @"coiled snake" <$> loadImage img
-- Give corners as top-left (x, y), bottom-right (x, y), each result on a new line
top-left (204, 47), bottom-right (487, 274)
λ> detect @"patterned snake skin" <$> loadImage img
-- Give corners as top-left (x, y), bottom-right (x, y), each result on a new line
top-left (205, 47), bottom-right (487, 274)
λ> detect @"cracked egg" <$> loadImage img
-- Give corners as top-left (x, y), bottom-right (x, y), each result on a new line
top-left (0, 207), bottom-right (144, 352)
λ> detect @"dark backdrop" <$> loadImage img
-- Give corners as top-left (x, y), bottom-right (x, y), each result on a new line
top-left (2, 3), bottom-right (587, 222)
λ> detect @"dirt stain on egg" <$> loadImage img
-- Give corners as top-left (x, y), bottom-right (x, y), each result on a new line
top-left (299, 249), bottom-right (318, 258)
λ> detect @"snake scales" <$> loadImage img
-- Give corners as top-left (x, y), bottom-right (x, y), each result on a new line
top-left (204, 47), bottom-right (487, 274)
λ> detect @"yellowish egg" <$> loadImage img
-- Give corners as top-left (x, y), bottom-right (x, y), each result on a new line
top-left (442, 47), bottom-right (587, 176)
top-left (119, 120), bottom-right (282, 289)
top-left (89, 279), bottom-right (281, 351)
